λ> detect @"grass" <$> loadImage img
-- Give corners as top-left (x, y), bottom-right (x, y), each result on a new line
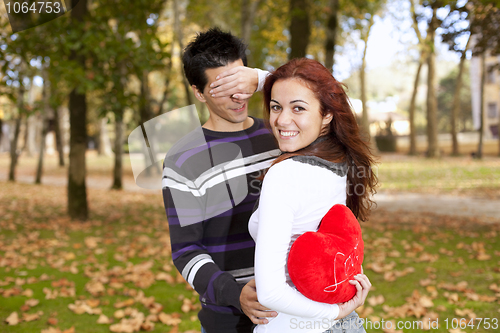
top-left (376, 154), bottom-right (500, 199)
top-left (3, 151), bottom-right (500, 197)
top-left (0, 182), bottom-right (199, 333)
top-left (360, 211), bottom-right (500, 332)
top-left (1, 152), bottom-right (499, 332)
top-left (0, 182), bottom-right (499, 333)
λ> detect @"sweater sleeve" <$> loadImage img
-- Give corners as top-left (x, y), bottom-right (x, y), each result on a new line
top-left (162, 160), bottom-right (244, 312)
top-left (254, 162), bottom-right (340, 320)
top-left (255, 68), bottom-right (270, 92)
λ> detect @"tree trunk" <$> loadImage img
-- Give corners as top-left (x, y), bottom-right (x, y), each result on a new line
top-left (35, 67), bottom-right (50, 184)
top-left (53, 106), bottom-right (65, 166)
top-left (324, 0), bottom-right (339, 72)
top-left (22, 116), bottom-right (29, 154)
top-left (68, 89), bottom-right (88, 220)
top-left (35, 119), bottom-right (47, 184)
top-left (242, 0), bottom-right (252, 44)
top-left (24, 78), bottom-right (40, 156)
top-left (139, 70), bottom-right (161, 177)
top-left (288, 0), bottom-right (310, 59)
top-left (24, 115), bottom-right (38, 157)
top-left (173, 0), bottom-right (194, 107)
top-left (477, 52), bottom-right (485, 159)
top-left (408, 0), bottom-right (428, 156)
top-left (9, 118), bottom-right (22, 182)
top-left (426, 7), bottom-right (440, 158)
top-left (450, 35), bottom-right (471, 156)
top-left (68, 0), bottom-right (89, 220)
top-left (408, 54), bottom-right (425, 155)
top-left (139, 70), bottom-right (154, 124)
top-left (157, 43), bottom-right (174, 116)
top-left (241, 0), bottom-right (262, 44)
top-left (360, 16), bottom-right (374, 143)
top-left (111, 111), bottom-right (124, 190)
top-left (9, 83), bottom-right (25, 182)
top-left (241, 0), bottom-right (263, 65)
top-left (97, 117), bottom-right (112, 156)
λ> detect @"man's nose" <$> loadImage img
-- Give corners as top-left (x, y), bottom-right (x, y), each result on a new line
top-left (231, 95), bottom-right (245, 103)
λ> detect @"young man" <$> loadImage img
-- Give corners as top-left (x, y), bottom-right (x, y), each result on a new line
top-left (162, 28), bottom-right (278, 333)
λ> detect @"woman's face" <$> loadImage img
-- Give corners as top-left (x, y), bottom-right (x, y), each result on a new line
top-left (269, 78), bottom-right (332, 152)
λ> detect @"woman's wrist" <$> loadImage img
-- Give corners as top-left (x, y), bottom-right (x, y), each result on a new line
top-left (332, 303), bottom-right (341, 320)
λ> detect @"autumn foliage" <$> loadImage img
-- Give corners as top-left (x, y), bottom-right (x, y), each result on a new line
top-left (1, 181), bottom-right (499, 333)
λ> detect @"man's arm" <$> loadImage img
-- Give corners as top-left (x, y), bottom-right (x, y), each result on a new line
top-left (162, 163), bottom-right (244, 311)
top-left (209, 67), bottom-right (270, 99)
top-left (240, 279), bottom-right (278, 325)
top-left (163, 155), bottom-right (277, 322)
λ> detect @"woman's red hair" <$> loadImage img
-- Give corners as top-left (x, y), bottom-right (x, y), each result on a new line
top-left (263, 58), bottom-right (378, 221)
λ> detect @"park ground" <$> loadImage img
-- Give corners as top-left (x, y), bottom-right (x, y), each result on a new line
top-left (0, 152), bottom-right (499, 333)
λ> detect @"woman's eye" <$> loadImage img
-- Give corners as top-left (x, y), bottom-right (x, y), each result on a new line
top-left (293, 106), bottom-right (305, 112)
top-left (271, 105), bottom-right (281, 112)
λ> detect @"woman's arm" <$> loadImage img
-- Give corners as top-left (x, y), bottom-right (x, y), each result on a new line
top-left (254, 162), bottom-right (340, 320)
top-left (208, 66), bottom-right (269, 99)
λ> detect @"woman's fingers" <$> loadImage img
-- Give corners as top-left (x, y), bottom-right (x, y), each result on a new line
top-left (208, 66), bottom-right (258, 97)
top-left (356, 274), bottom-right (372, 290)
top-left (348, 274), bottom-right (372, 306)
top-left (232, 93), bottom-right (252, 100)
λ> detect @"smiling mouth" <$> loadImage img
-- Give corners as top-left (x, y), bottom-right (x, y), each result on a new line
top-left (279, 130), bottom-right (299, 138)
top-left (231, 104), bottom-right (246, 112)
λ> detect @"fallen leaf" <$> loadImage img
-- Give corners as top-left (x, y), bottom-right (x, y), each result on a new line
top-left (114, 309), bottom-right (125, 319)
top-left (449, 329), bottom-right (466, 333)
top-left (5, 312), bottom-right (19, 325)
top-left (419, 296), bottom-right (434, 308)
top-left (114, 299), bottom-right (135, 308)
top-left (141, 321), bottom-right (155, 331)
top-left (181, 298), bottom-right (192, 313)
top-left (489, 283), bottom-right (500, 293)
top-left (63, 326), bottom-right (75, 333)
top-left (97, 314), bottom-right (112, 324)
top-left (86, 299), bottom-right (100, 308)
top-left (22, 288), bottom-right (34, 297)
top-left (24, 298), bottom-right (40, 307)
top-left (22, 312), bottom-right (41, 322)
top-left (158, 312), bottom-right (182, 326)
top-left (367, 295), bottom-right (385, 307)
top-left (47, 317), bottom-right (58, 325)
top-left (85, 280), bottom-right (105, 297)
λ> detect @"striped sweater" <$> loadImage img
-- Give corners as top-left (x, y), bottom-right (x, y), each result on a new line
top-left (162, 117), bottom-right (279, 333)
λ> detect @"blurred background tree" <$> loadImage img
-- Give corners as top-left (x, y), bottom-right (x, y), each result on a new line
top-left (1, 0), bottom-right (499, 220)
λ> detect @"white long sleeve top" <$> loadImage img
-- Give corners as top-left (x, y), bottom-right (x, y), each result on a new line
top-left (248, 157), bottom-right (348, 333)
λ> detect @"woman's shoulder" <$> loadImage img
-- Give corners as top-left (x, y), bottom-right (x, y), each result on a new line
top-left (267, 156), bottom-right (347, 177)
top-left (264, 157), bottom-right (347, 187)
top-left (289, 155), bottom-right (348, 177)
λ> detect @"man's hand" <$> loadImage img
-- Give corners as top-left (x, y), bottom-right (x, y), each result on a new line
top-left (336, 273), bottom-right (372, 320)
top-left (240, 279), bottom-right (278, 325)
top-left (209, 66), bottom-right (259, 100)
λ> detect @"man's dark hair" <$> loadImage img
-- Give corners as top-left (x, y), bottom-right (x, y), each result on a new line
top-left (182, 27), bottom-right (247, 93)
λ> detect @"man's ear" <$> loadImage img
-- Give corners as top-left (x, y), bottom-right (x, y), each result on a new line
top-left (192, 85), bottom-right (206, 103)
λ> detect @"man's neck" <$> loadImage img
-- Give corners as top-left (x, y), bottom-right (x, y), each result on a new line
top-left (202, 116), bottom-right (254, 132)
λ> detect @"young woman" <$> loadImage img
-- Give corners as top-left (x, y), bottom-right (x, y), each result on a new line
top-left (248, 58), bottom-right (377, 333)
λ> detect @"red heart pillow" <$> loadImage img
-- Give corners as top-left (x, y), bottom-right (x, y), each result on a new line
top-left (287, 204), bottom-right (364, 304)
